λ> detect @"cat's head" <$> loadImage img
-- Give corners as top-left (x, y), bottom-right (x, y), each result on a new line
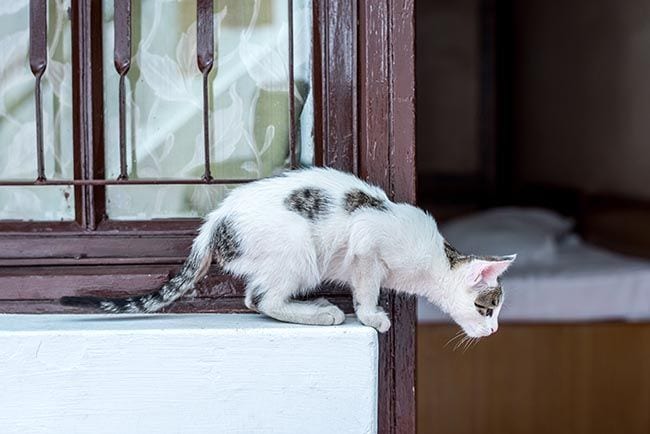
top-left (435, 244), bottom-right (516, 338)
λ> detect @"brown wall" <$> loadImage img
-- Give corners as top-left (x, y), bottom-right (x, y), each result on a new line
top-left (416, 0), bottom-right (480, 175)
top-left (513, 0), bottom-right (650, 200)
top-left (417, 0), bottom-right (650, 200)
top-left (418, 323), bottom-right (650, 434)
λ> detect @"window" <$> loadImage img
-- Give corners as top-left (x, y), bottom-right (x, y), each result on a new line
top-left (0, 0), bottom-right (352, 311)
top-left (1, 0), bottom-right (313, 221)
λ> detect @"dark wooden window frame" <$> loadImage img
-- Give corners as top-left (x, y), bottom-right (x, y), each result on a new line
top-left (0, 1), bottom-right (415, 432)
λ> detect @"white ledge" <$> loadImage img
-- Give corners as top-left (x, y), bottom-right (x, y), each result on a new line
top-left (0, 314), bottom-right (378, 434)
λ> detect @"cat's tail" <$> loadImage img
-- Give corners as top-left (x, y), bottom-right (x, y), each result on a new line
top-left (60, 217), bottom-right (221, 313)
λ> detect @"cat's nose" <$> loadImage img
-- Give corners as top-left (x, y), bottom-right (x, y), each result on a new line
top-left (490, 324), bottom-right (498, 333)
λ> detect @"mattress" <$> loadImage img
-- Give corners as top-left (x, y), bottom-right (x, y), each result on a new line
top-left (418, 238), bottom-right (650, 322)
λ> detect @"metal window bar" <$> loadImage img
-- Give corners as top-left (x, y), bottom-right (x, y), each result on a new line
top-left (6, 0), bottom-right (298, 188)
top-left (197, 0), bottom-right (215, 181)
top-left (29, 0), bottom-right (47, 182)
top-left (114, 0), bottom-right (131, 180)
top-left (288, 0), bottom-right (297, 168)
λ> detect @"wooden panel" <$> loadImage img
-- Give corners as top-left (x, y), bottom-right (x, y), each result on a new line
top-left (417, 323), bottom-right (650, 434)
top-left (580, 197), bottom-right (650, 259)
top-left (71, 0), bottom-right (106, 229)
top-left (314, 0), bottom-right (356, 172)
top-left (358, 2), bottom-right (394, 431)
top-left (388, 0), bottom-right (417, 432)
top-left (359, 0), bottom-right (416, 432)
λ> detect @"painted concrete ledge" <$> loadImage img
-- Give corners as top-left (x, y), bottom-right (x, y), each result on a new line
top-left (0, 314), bottom-right (378, 434)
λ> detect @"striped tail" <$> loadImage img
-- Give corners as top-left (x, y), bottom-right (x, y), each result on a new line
top-left (60, 219), bottom-right (218, 313)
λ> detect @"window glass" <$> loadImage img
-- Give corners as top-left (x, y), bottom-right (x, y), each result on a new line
top-left (0, 0), bottom-right (74, 221)
top-left (102, 0), bottom-right (314, 219)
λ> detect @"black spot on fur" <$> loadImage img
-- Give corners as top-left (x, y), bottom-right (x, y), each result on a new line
top-left (284, 187), bottom-right (332, 220)
top-left (444, 240), bottom-right (471, 269)
top-left (475, 286), bottom-right (502, 309)
top-left (131, 297), bottom-right (146, 311)
top-left (110, 298), bottom-right (130, 310)
top-left (343, 189), bottom-right (387, 213)
top-left (213, 217), bottom-right (242, 265)
top-left (151, 291), bottom-right (165, 304)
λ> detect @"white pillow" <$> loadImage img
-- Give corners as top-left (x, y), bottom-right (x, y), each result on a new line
top-left (439, 207), bottom-right (574, 267)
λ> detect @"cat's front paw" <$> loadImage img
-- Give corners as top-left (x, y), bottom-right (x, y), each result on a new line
top-left (357, 310), bottom-right (391, 333)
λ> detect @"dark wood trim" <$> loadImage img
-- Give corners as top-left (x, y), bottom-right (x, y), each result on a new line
top-left (311, 1), bottom-right (324, 167)
top-left (358, 0), bottom-right (390, 184)
top-left (0, 221), bottom-right (82, 234)
top-left (358, 1), bottom-right (393, 432)
top-left (0, 236), bottom-right (193, 260)
top-left (0, 294), bottom-right (356, 315)
top-left (70, 0), bottom-right (85, 228)
top-left (388, 0), bottom-right (417, 432)
top-left (72, 0), bottom-right (106, 230)
top-left (315, 0), bottom-right (356, 172)
top-left (359, 0), bottom-right (416, 432)
top-left (87, 0), bottom-right (107, 229)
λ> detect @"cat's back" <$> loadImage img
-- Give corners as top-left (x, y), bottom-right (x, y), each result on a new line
top-left (219, 167), bottom-right (389, 214)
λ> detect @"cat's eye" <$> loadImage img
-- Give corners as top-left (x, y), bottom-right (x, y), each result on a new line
top-left (474, 302), bottom-right (493, 317)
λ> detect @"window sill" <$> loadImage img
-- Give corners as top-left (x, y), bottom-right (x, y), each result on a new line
top-left (0, 313), bottom-right (378, 434)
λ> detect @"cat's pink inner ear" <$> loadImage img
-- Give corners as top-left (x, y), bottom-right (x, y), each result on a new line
top-left (468, 257), bottom-right (516, 286)
top-left (480, 260), bottom-right (513, 283)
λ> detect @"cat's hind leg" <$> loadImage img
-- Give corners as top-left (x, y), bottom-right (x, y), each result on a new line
top-left (256, 295), bottom-right (346, 326)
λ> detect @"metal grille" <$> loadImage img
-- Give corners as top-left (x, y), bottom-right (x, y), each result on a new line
top-left (2, 0), bottom-right (297, 188)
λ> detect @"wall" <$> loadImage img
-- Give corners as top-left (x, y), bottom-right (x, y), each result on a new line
top-left (0, 314), bottom-right (378, 434)
top-left (418, 323), bottom-right (650, 434)
top-left (513, 0), bottom-right (650, 200)
top-left (416, 0), bottom-right (480, 175)
top-left (416, 0), bottom-right (650, 200)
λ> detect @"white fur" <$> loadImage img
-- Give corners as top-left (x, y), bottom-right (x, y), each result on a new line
top-left (198, 168), bottom-right (515, 337)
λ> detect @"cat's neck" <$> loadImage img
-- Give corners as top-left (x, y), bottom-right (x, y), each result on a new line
top-left (382, 214), bottom-right (451, 298)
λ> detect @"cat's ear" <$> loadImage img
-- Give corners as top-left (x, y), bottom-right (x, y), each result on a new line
top-left (464, 255), bottom-right (516, 287)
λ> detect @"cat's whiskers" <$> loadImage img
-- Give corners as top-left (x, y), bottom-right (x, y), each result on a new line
top-left (461, 337), bottom-right (472, 353)
top-left (463, 337), bottom-right (479, 353)
top-left (453, 335), bottom-right (470, 352)
top-left (444, 330), bottom-right (466, 348)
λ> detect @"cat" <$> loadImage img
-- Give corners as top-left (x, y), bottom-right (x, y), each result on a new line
top-left (61, 167), bottom-right (515, 337)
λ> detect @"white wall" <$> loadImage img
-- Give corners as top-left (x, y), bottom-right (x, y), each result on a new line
top-left (0, 314), bottom-right (378, 434)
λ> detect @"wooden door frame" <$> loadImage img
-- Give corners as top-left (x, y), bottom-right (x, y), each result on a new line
top-left (358, 1), bottom-right (416, 433)
top-left (317, 0), bottom-right (416, 430)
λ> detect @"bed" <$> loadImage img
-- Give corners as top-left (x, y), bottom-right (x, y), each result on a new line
top-left (416, 206), bottom-right (650, 434)
top-left (418, 236), bottom-right (650, 323)
top-left (418, 207), bottom-right (650, 323)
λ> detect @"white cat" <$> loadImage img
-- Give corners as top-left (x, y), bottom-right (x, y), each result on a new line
top-left (62, 168), bottom-right (515, 337)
